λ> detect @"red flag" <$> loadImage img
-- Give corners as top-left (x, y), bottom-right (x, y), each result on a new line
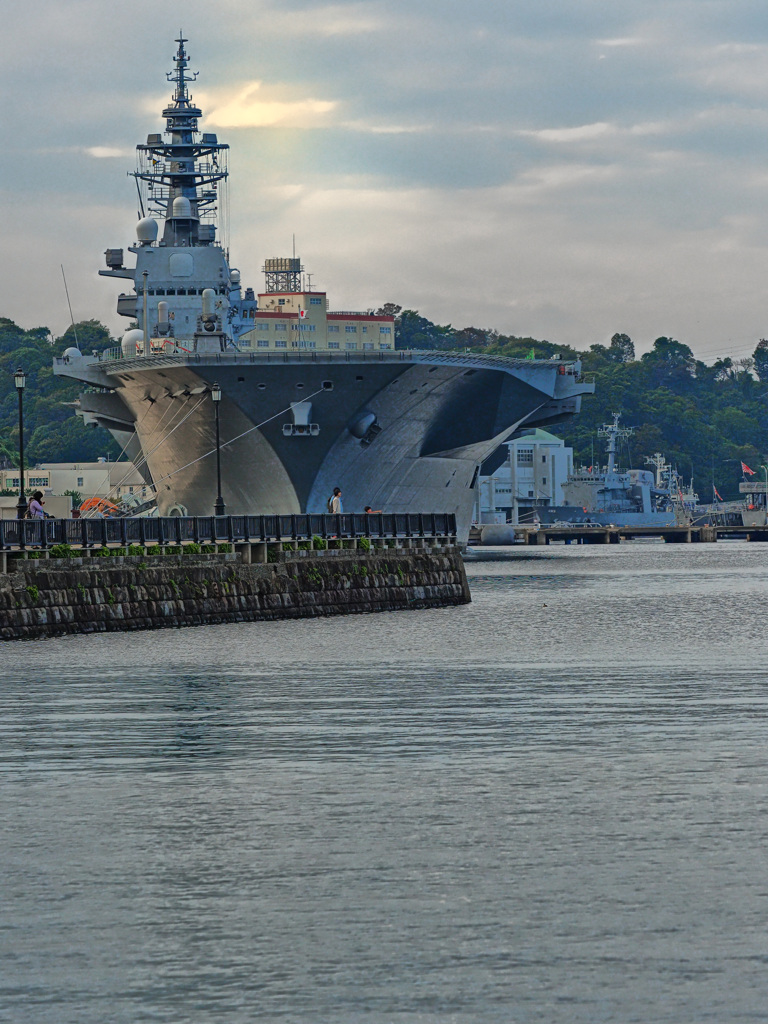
top-left (713, 486), bottom-right (723, 501)
top-left (299, 308), bottom-right (307, 319)
top-left (742, 462), bottom-right (756, 475)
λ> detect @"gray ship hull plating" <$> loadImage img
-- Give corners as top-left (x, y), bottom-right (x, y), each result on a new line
top-left (57, 350), bottom-right (592, 542)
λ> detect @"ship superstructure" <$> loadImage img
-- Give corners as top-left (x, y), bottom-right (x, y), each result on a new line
top-left (54, 36), bottom-right (594, 541)
top-left (539, 413), bottom-right (692, 526)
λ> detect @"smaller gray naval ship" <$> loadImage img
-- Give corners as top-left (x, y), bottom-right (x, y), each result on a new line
top-left (539, 413), bottom-right (690, 526)
top-left (54, 35), bottom-right (594, 543)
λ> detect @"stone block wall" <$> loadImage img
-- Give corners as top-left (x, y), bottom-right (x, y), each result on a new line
top-left (0, 549), bottom-right (471, 641)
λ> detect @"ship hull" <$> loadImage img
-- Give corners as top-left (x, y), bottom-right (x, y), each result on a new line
top-left (56, 350), bottom-right (593, 542)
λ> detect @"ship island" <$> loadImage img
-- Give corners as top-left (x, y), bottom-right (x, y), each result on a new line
top-left (54, 35), bottom-right (594, 543)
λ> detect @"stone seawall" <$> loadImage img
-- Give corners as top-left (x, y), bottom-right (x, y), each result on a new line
top-left (0, 549), bottom-right (471, 641)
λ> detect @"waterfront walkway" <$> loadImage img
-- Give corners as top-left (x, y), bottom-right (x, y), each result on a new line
top-left (0, 512), bottom-right (457, 572)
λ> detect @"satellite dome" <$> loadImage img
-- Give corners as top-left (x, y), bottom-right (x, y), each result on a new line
top-left (63, 346), bottom-right (82, 360)
top-left (230, 269), bottom-right (241, 285)
top-left (172, 196), bottom-right (193, 219)
top-left (121, 328), bottom-right (144, 357)
top-left (136, 217), bottom-right (158, 243)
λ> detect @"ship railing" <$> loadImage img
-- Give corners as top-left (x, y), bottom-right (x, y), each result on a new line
top-left (57, 348), bottom-right (584, 371)
top-left (0, 513), bottom-right (457, 553)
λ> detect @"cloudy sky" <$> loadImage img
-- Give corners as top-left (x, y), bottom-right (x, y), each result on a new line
top-left (2, 0), bottom-right (768, 360)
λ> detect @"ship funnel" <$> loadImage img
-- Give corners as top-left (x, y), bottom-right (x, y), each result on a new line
top-left (157, 301), bottom-right (170, 335)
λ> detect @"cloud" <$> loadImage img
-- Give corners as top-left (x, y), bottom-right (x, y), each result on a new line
top-left (522, 122), bottom-right (614, 143)
top-left (198, 82), bottom-right (337, 128)
top-left (85, 147), bottom-right (134, 159)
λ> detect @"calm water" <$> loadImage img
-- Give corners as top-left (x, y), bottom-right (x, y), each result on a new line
top-left (2, 542), bottom-right (768, 1023)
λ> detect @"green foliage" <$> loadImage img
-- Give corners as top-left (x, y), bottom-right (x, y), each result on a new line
top-left (127, 544), bottom-right (145, 556)
top-left (562, 334), bottom-right (768, 500)
top-left (312, 535), bottom-right (327, 550)
top-left (0, 318), bottom-right (120, 464)
top-left (26, 584), bottom-right (39, 602)
top-left (48, 543), bottom-right (74, 559)
top-left (358, 537), bottom-right (371, 552)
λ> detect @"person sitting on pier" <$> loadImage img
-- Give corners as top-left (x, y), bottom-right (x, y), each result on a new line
top-left (364, 505), bottom-right (382, 513)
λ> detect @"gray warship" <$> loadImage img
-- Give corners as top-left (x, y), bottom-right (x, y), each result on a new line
top-left (54, 35), bottom-right (594, 542)
top-left (538, 413), bottom-right (693, 526)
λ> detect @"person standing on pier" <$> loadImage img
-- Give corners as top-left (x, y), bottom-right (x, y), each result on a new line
top-left (331, 487), bottom-right (343, 514)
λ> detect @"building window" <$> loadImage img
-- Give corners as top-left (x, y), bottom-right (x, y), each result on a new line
top-left (542, 476), bottom-right (547, 485)
top-left (240, 337), bottom-right (252, 348)
top-left (345, 325), bottom-right (357, 333)
top-left (379, 343), bottom-right (391, 350)
top-left (362, 326), bottom-right (368, 333)
top-left (77, 477), bottom-right (84, 487)
top-left (542, 455), bottom-right (547, 462)
top-left (275, 339), bottom-right (287, 349)
top-left (328, 325), bottom-right (340, 333)
top-left (299, 341), bottom-right (316, 349)
top-left (346, 342), bottom-right (357, 350)
top-left (9, 478), bottom-right (19, 488)
top-left (528, 490), bottom-right (534, 497)
top-left (380, 326), bottom-right (392, 334)
top-left (328, 341), bottom-right (340, 349)
top-left (363, 342), bottom-right (374, 350)
top-left (29, 477), bottom-right (49, 487)
top-left (310, 296), bottom-right (322, 305)
top-left (257, 323), bottom-right (270, 331)
top-left (517, 450), bottom-right (533, 465)
top-left (292, 323), bottom-right (316, 331)
top-left (278, 298), bottom-right (286, 305)
top-left (275, 323), bottom-right (287, 331)
top-left (258, 339), bottom-right (270, 348)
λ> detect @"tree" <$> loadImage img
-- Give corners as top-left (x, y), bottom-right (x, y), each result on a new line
top-left (608, 333), bottom-right (635, 362)
top-left (753, 339), bottom-right (768, 382)
top-left (374, 303), bottom-right (402, 318)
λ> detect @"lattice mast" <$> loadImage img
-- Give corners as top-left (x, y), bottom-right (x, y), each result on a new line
top-left (132, 34), bottom-right (229, 247)
top-left (597, 412), bottom-right (633, 474)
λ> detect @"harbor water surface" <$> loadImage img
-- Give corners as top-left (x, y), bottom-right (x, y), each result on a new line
top-left (2, 542), bottom-right (767, 1022)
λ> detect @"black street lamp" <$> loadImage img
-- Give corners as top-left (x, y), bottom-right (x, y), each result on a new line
top-left (211, 382), bottom-right (225, 516)
top-left (14, 368), bottom-right (26, 520)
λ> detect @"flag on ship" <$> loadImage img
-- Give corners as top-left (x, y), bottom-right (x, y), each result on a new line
top-left (713, 485), bottom-right (723, 501)
top-left (742, 461), bottom-right (755, 475)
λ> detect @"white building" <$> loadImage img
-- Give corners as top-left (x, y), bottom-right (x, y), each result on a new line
top-left (475, 429), bottom-right (573, 525)
top-left (0, 460), bottom-right (150, 504)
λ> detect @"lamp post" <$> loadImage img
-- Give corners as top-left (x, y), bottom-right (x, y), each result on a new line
top-left (211, 382), bottom-right (225, 516)
top-left (14, 368), bottom-right (26, 520)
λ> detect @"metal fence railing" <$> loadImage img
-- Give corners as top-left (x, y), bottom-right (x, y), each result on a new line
top-left (0, 513), bottom-right (457, 552)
